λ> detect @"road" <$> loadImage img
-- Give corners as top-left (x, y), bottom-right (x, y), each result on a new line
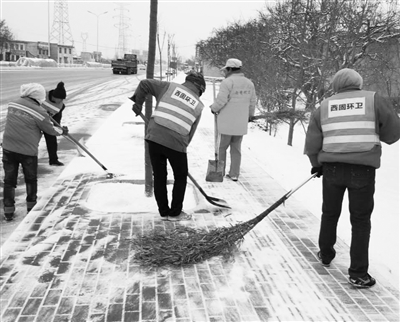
top-left (0, 67), bottom-right (146, 246)
top-left (1, 67), bottom-right (131, 105)
top-left (0, 67), bottom-right (145, 131)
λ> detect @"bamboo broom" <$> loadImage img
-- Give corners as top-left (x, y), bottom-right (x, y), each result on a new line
top-left (131, 173), bottom-right (317, 267)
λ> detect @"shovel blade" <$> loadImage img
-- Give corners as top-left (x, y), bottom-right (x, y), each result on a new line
top-left (207, 195), bottom-right (231, 208)
top-left (205, 160), bottom-right (224, 182)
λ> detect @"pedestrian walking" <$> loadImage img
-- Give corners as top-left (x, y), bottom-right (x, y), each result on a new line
top-left (210, 58), bottom-right (257, 181)
top-left (304, 68), bottom-right (400, 288)
top-left (129, 71), bottom-right (206, 221)
top-left (2, 83), bottom-right (68, 221)
top-left (42, 81), bottom-right (67, 166)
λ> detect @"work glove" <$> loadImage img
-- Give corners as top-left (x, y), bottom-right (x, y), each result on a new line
top-left (61, 126), bottom-right (69, 136)
top-left (311, 166), bottom-right (323, 178)
top-left (132, 103), bottom-right (142, 116)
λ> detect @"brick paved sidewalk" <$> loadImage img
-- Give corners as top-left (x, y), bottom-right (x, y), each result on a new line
top-left (1, 103), bottom-right (399, 322)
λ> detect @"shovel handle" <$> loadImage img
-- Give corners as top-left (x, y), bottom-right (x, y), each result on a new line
top-left (212, 79), bottom-right (219, 161)
top-left (49, 116), bottom-right (109, 172)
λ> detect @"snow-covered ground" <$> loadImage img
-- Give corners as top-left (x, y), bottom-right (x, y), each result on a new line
top-left (75, 72), bottom-right (400, 289)
top-left (3, 71), bottom-right (397, 290)
top-left (116, 72), bottom-right (399, 288)
top-left (245, 114), bottom-right (399, 288)
top-left (243, 96), bottom-right (399, 290)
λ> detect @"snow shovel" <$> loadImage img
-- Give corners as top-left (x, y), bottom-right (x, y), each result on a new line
top-left (134, 110), bottom-right (231, 209)
top-left (205, 113), bottom-right (224, 182)
top-left (50, 116), bottom-right (115, 179)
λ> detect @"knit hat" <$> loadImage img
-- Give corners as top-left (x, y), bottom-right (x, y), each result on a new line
top-left (185, 71), bottom-right (206, 94)
top-left (20, 83), bottom-right (46, 102)
top-left (52, 81), bottom-right (67, 99)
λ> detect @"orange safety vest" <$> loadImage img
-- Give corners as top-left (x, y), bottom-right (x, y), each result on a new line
top-left (152, 83), bottom-right (204, 135)
top-left (320, 90), bottom-right (380, 153)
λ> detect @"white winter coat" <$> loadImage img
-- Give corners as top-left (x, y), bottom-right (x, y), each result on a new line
top-left (210, 73), bottom-right (256, 135)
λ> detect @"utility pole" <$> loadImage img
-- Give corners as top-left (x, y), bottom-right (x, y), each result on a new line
top-left (47, 0), bottom-right (51, 58)
top-left (145, 0), bottom-right (158, 195)
top-left (88, 10), bottom-right (108, 61)
top-left (167, 36), bottom-right (170, 81)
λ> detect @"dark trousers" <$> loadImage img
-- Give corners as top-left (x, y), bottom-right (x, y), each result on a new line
top-left (319, 162), bottom-right (375, 279)
top-left (147, 140), bottom-right (188, 217)
top-left (44, 111), bottom-right (62, 163)
top-left (2, 149), bottom-right (38, 213)
top-left (44, 133), bottom-right (58, 163)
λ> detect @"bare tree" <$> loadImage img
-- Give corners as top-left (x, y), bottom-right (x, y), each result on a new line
top-left (196, 0), bottom-right (400, 146)
top-left (264, 0), bottom-right (400, 144)
top-left (360, 37), bottom-right (400, 112)
top-left (156, 26), bottom-right (166, 80)
top-left (0, 19), bottom-right (14, 60)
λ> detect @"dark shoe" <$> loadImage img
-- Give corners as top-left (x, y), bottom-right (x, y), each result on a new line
top-left (168, 211), bottom-right (192, 222)
top-left (50, 160), bottom-right (64, 166)
top-left (317, 251), bottom-right (331, 267)
top-left (226, 174), bottom-right (238, 181)
top-left (4, 213), bottom-right (14, 221)
top-left (348, 274), bottom-right (376, 288)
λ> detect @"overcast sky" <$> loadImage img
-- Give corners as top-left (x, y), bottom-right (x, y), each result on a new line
top-left (1, 0), bottom-right (275, 60)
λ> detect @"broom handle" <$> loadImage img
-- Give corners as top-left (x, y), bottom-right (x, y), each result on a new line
top-left (286, 172), bottom-right (318, 198)
top-left (49, 116), bottom-right (109, 172)
top-left (253, 173), bottom-right (318, 224)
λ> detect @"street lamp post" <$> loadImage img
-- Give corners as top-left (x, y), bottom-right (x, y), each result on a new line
top-left (87, 10), bottom-right (108, 61)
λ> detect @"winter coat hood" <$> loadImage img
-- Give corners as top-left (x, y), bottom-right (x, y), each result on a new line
top-left (332, 68), bottom-right (363, 93)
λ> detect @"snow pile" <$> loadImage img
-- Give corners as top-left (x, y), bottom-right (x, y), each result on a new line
top-left (0, 61), bottom-right (17, 67)
top-left (16, 57), bottom-right (57, 67)
top-left (84, 62), bottom-right (110, 68)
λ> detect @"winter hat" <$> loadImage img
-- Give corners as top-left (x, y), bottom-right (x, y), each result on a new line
top-left (52, 81), bottom-right (67, 99)
top-left (220, 58), bottom-right (242, 71)
top-left (332, 68), bottom-right (363, 93)
top-left (185, 71), bottom-right (206, 94)
top-left (20, 83), bottom-right (46, 102)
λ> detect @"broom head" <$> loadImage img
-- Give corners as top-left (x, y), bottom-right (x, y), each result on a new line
top-left (205, 160), bottom-right (224, 182)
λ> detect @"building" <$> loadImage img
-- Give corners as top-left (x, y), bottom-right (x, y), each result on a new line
top-left (1, 40), bottom-right (74, 64)
top-left (1, 40), bottom-right (32, 61)
top-left (131, 49), bottom-right (148, 64)
top-left (56, 44), bottom-right (74, 64)
top-left (80, 51), bottom-right (94, 63)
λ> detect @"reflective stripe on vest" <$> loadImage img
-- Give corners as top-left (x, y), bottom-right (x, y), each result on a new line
top-left (8, 102), bottom-right (45, 121)
top-left (42, 92), bottom-right (63, 115)
top-left (152, 83), bottom-right (203, 135)
top-left (321, 91), bottom-right (380, 153)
